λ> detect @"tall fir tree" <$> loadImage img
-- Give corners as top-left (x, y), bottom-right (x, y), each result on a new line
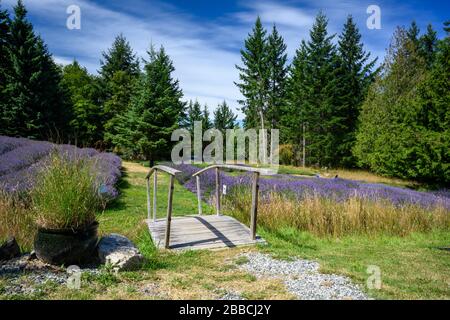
top-left (110, 45), bottom-right (184, 164)
top-left (100, 34), bottom-right (140, 147)
top-left (0, 0), bottom-right (10, 91)
top-left (285, 12), bottom-right (340, 167)
top-left (444, 21), bottom-right (450, 34)
top-left (419, 24), bottom-right (438, 67)
top-left (213, 101), bottom-right (237, 132)
top-left (202, 104), bottom-right (212, 130)
top-left (354, 27), bottom-right (430, 180)
top-left (99, 34), bottom-right (140, 82)
top-left (335, 15), bottom-right (377, 166)
top-left (0, 1), bottom-right (11, 131)
top-left (266, 24), bottom-right (288, 128)
top-left (235, 16), bottom-right (268, 130)
top-left (180, 99), bottom-right (203, 135)
top-left (1, 0), bottom-right (69, 138)
top-left (407, 21), bottom-right (421, 48)
top-left (281, 40), bottom-right (308, 163)
top-left (61, 61), bottom-right (103, 146)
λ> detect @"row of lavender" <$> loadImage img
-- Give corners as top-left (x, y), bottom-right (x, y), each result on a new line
top-left (0, 136), bottom-right (121, 199)
top-left (170, 163), bottom-right (450, 211)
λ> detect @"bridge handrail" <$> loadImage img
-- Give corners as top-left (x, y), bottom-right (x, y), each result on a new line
top-left (145, 165), bottom-right (180, 249)
top-left (192, 164), bottom-right (274, 177)
top-left (192, 164), bottom-right (260, 240)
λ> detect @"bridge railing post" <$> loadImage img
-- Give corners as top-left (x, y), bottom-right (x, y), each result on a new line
top-left (146, 176), bottom-right (151, 220)
top-left (215, 167), bottom-right (221, 215)
top-left (153, 169), bottom-right (157, 222)
top-left (165, 175), bottom-right (175, 249)
top-left (250, 171), bottom-right (260, 240)
top-left (196, 175), bottom-right (202, 215)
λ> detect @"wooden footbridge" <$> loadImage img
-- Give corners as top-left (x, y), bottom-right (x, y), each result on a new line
top-left (145, 164), bottom-right (271, 250)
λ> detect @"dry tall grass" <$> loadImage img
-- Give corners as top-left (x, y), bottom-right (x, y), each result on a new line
top-left (224, 191), bottom-right (450, 237)
top-left (0, 192), bottom-right (36, 250)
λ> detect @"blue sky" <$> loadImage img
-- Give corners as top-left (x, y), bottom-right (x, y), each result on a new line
top-left (2, 0), bottom-right (449, 118)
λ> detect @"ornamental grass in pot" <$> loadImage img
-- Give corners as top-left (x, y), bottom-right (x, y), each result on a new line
top-left (32, 154), bottom-right (102, 265)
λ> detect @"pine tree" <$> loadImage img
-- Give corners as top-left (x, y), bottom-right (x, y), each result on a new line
top-left (281, 41), bottom-right (308, 164)
top-left (0, 1), bottom-right (11, 131)
top-left (335, 15), bottom-right (377, 166)
top-left (213, 101), bottom-right (237, 132)
top-left (99, 34), bottom-right (140, 82)
top-left (354, 27), bottom-right (429, 180)
top-left (1, 0), bottom-right (68, 138)
top-left (61, 61), bottom-right (103, 146)
top-left (100, 34), bottom-right (140, 147)
top-left (235, 16), bottom-right (268, 130)
top-left (407, 21), bottom-right (420, 48)
top-left (285, 12), bottom-right (340, 167)
top-left (110, 45), bottom-right (184, 164)
top-left (444, 21), bottom-right (450, 34)
top-left (180, 99), bottom-right (203, 135)
top-left (419, 24), bottom-right (438, 67)
top-left (0, 1), bottom-right (10, 90)
top-left (266, 24), bottom-right (288, 128)
top-left (202, 104), bottom-right (212, 130)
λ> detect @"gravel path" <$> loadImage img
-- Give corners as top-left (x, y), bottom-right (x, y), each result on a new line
top-left (0, 254), bottom-right (100, 296)
top-left (238, 252), bottom-right (369, 300)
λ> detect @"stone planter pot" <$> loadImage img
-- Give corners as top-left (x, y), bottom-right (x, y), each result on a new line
top-left (34, 221), bottom-right (99, 265)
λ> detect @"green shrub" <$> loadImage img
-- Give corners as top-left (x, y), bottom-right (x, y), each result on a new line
top-left (279, 144), bottom-right (294, 165)
top-left (31, 153), bottom-right (101, 230)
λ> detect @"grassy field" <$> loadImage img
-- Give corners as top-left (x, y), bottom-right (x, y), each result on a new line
top-left (1, 161), bottom-right (448, 300)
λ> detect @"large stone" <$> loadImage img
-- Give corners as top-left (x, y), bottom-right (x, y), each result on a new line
top-left (0, 237), bottom-right (21, 261)
top-left (97, 234), bottom-right (144, 271)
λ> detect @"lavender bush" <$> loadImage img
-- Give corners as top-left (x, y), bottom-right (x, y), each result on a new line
top-left (0, 136), bottom-right (122, 200)
top-left (169, 163), bottom-right (450, 211)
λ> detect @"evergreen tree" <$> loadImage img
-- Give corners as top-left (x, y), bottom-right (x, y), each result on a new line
top-left (0, 1), bottom-right (11, 131)
top-left (407, 21), bottom-right (421, 48)
top-left (99, 34), bottom-right (140, 82)
top-left (100, 34), bottom-right (140, 146)
top-left (0, 1), bottom-right (10, 91)
top-left (266, 24), bottom-right (288, 128)
top-left (335, 15), bottom-right (377, 166)
top-left (180, 99), bottom-right (203, 135)
top-left (213, 101), bottom-right (237, 132)
top-left (110, 45), bottom-right (184, 164)
top-left (444, 20), bottom-right (450, 34)
top-left (1, 0), bottom-right (68, 138)
top-left (354, 27), bottom-right (432, 181)
top-left (202, 104), bottom-right (212, 130)
top-left (285, 12), bottom-right (340, 167)
top-left (281, 41), bottom-right (308, 163)
top-left (419, 24), bottom-right (438, 67)
top-left (61, 61), bottom-right (103, 146)
top-left (235, 16), bottom-right (268, 130)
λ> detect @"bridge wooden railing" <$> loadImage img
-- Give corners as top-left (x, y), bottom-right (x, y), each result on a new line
top-left (145, 165), bottom-right (181, 249)
top-left (192, 164), bottom-right (273, 240)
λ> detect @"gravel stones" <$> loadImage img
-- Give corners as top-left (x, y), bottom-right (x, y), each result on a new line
top-left (237, 252), bottom-right (369, 300)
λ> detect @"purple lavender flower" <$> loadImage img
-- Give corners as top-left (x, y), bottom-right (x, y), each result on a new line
top-left (0, 136), bottom-right (122, 201)
top-left (167, 163), bottom-right (450, 211)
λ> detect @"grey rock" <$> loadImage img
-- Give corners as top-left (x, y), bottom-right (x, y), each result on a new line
top-left (98, 234), bottom-right (144, 271)
top-left (0, 237), bottom-right (20, 261)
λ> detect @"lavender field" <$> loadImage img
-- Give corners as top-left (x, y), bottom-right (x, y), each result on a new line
top-left (171, 163), bottom-right (450, 211)
top-left (0, 136), bottom-right (122, 200)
